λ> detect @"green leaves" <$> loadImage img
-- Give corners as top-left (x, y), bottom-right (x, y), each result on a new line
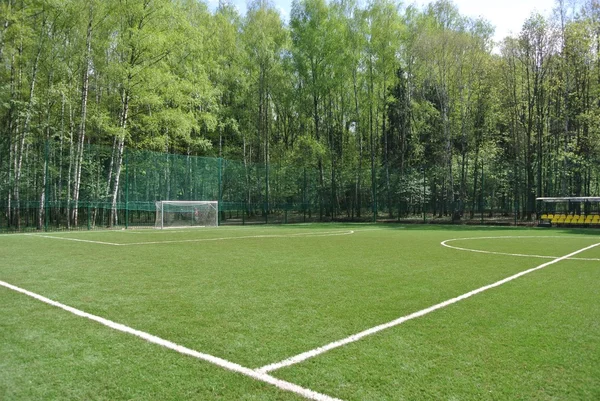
top-left (1, 0), bottom-right (600, 224)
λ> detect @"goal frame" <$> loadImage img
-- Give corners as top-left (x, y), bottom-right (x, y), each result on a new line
top-left (155, 200), bottom-right (219, 229)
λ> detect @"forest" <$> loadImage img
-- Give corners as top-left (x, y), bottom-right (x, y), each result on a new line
top-left (1, 0), bottom-right (600, 229)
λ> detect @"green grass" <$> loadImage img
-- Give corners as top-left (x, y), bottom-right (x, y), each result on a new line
top-left (1, 224), bottom-right (599, 400)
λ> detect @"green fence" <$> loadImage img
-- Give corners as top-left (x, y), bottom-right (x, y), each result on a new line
top-left (1, 139), bottom-right (598, 232)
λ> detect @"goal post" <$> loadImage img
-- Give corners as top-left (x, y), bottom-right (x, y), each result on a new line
top-left (155, 201), bottom-right (218, 229)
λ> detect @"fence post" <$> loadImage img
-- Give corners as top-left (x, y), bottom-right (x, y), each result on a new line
top-left (218, 157), bottom-right (222, 226)
top-left (513, 166), bottom-right (518, 225)
top-left (265, 162), bottom-right (269, 224)
top-left (372, 164), bottom-right (377, 222)
top-left (44, 139), bottom-right (50, 232)
top-left (303, 168), bottom-right (307, 223)
top-left (481, 160), bottom-right (484, 225)
top-left (125, 148), bottom-right (129, 229)
top-left (422, 167), bottom-right (426, 223)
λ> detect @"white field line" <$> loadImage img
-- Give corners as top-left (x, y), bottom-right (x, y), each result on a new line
top-left (442, 236), bottom-right (600, 262)
top-left (16, 227), bottom-right (269, 236)
top-left (256, 241), bottom-right (600, 374)
top-left (115, 230), bottom-right (355, 246)
top-left (16, 227), bottom-right (270, 235)
top-left (125, 227), bottom-right (383, 235)
top-left (2, 225), bottom-right (313, 236)
top-left (1, 225), bottom-right (388, 238)
top-left (347, 227), bottom-right (403, 232)
top-left (0, 280), bottom-right (342, 401)
top-left (24, 230), bottom-right (355, 246)
top-left (27, 234), bottom-right (121, 246)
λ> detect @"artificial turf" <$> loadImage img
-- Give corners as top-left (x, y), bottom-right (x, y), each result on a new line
top-left (1, 224), bottom-right (598, 400)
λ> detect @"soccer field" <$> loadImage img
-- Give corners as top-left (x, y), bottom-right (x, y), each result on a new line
top-left (1, 224), bottom-right (599, 400)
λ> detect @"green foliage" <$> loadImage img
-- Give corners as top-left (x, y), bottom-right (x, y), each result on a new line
top-left (1, 0), bottom-right (600, 227)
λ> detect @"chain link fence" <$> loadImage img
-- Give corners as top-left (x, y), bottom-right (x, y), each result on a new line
top-left (1, 139), bottom-right (597, 232)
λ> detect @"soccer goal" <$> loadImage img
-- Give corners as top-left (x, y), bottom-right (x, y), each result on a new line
top-left (155, 201), bottom-right (218, 229)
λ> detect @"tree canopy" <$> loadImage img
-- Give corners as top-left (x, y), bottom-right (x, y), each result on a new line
top-left (1, 0), bottom-right (600, 228)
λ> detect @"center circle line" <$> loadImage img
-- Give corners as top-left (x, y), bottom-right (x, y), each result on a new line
top-left (441, 236), bottom-right (600, 261)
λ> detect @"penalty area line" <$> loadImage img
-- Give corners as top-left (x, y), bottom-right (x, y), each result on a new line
top-left (257, 241), bottom-right (600, 374)
top-left (0, 280), bottom-right (342, 401)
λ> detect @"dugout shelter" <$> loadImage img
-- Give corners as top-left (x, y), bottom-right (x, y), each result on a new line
top-left (537, 197), bottom-right (600, 227)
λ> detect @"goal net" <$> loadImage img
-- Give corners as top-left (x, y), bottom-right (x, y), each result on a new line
top-left (155, 201), bottom-right (218, 229)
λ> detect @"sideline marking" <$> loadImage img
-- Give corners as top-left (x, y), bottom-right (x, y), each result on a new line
top-left (20, 226), bottom-right (262, 236)
top-left (121, 230), bottom-right (355, 245)
top-left (442, 236), bottom-right (600, 261)
top-left (28, 230), bottom-right (356, 246)
top-left (0, 280), bottom-right (342, 401)
top-left (28, 234), bottom-right (121, 246)
top-left (256, 241), bottom-right (600, 373)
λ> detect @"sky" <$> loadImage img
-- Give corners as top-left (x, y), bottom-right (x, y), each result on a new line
top-left (412, 0), bottom-right (555, 42)
top-left (214, 0), bottom-right (556, 43)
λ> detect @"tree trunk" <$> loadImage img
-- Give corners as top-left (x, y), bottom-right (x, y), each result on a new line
top-left (353, 68), bottom-right (362, 218)
top-left (72, 6), bottom-right (93, 227)
top-left (14, 33), bottom-right (42, 229)
top-left (38, 94), bottom-right (54, 230)
top-left (369, 55), bottom-right (376, 220)
top-left (38, 143), bottom-right (47, 230)
top-left (110, 90), bottom-right (129, 226)
top-left (6, 52), bottom-right (17, 227)
top-left (57, 92), bottom-right (65, 223)
top-left (66, 96), bottom-right (74, 229)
